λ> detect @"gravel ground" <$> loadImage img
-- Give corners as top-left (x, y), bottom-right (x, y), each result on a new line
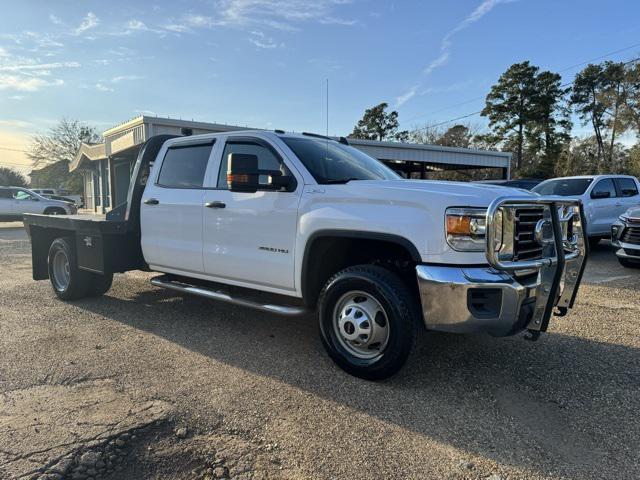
top-left (0, 222), bottom-right (638, 480)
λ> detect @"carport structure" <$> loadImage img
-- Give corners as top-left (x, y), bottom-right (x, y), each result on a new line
top-left (71, 115), bottom-right (511, 213)
top-left (347, 138), bottom-right (511, 181)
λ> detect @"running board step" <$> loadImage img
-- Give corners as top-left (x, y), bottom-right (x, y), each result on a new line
top-left (150, 275), bottom-right (308, 316)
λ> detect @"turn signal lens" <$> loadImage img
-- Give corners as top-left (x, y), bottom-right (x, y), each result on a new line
top-left (446, 215), bottom-right (471, 235)
top-left (445, 207), bottom-right (488, 252)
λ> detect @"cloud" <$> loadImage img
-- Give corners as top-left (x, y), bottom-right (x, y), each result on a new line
top-left (248, 30), bottom-right (281, 49)
top-left (394, 0), bottom-right (513, 107)
top-left (0, 75), bottom-right (63, 91)
top-left (0, 61), bottom-right (80, 73)
top-left (395, 86), bottom-right (418, 107)
top-left (423, 0), bottom-right (510, 75)
top-left (127, 19), bottom-right (148, 31)
top-left (0, 47), bottom-right (9, 57)
top-left (49, 14), bottom-right (62, 25)
top-left (215, 0), bottom-right (356, 30)
top-left (0, 119), bottom-right (31, 128)
top-left (111, 74), bottom-right (145, 83)
top-left (74, 12), bottom-right (99, 35)
top-left (183, 14), bottom-right (214, 28)
top-left (163, 23), bottom-right (191, 33)
top-left (95, 82), bottom-right (114, 92)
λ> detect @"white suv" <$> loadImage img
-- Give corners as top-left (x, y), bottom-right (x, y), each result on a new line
top-left (0, 187), bottom-right (76, 221)
top-left (533, 175), bottom-right (640, 247)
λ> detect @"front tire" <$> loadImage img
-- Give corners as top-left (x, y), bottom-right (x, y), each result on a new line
top-left (318, 265), bottom-right (417, 380)
top-left (48, 237), bottom-right (90, 300)
top-left (618, 257), bottom-right (640, 269)
top-left (44, 207), bottom-right (66, 215)
top-left (588, 237), bottom-right (601, 249)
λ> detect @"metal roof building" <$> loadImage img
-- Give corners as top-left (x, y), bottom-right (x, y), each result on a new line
top-left (71, 116), bottom-right (511, 213)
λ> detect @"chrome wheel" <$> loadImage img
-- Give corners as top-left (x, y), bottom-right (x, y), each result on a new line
top-left (52, 250), bottom-right (70, 291)
top-left (333, 290), bottom-right (390, 360)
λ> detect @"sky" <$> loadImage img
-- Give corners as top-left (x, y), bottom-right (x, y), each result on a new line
top-left (1, 0), bottom-right (640, 175)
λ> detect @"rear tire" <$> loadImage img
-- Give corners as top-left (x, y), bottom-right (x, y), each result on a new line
top-left (48, 237), bottom-right (90, 300)
top-left (86, 272), bottom-right (114, 296)
top-left (318, 265), bottom-right (417, 380)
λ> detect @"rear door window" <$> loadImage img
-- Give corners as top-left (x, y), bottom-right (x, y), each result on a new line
top-left (615, 178), bottom-right (639, 197)
top-left (591, 179), bottom-right (617, 198)
top-left (156, 142), bottom-right (214, 189)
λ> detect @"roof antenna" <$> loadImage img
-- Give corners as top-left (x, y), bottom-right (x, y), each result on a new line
top-left (326, 78), bottom-right (329, 138)
top-left (325, 78), bottom-right (329, 159)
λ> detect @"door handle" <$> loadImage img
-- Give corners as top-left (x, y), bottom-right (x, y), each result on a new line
top-left (144, 198), bottom-right (159, 205)
top-left (205, 201), bottom-right (226, 209)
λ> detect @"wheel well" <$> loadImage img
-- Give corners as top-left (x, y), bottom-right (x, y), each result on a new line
top-left (44, 206), bottom-right (66, 214)
top-left (28, 226), bottom-right (74, 280)
top-left (301, 233), bottom-right (420, 307)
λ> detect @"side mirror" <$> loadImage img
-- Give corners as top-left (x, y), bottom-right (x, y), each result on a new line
top-left (227, 153), bottom-right (259, 193)
top-left (31, 197), bottom-right (40, 201)
top-left (591, 190), bottom-right (610, 199)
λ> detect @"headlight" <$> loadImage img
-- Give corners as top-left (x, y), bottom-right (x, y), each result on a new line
top-left (445, 207), bottom-right (502, 252)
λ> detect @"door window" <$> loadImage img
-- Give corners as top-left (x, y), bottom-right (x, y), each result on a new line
top-left (0, 188), bottom-right (12, 199)
top-left (591, 179), bottom-right (617, 199)
top-left (157, 143), bottom-right (214, 189)
top-left (217, 141), bottom-right (288, 189)
top-left (13, 189), bottom-right (36, 201)
top-left (615, 178), bottom-right (639, 197)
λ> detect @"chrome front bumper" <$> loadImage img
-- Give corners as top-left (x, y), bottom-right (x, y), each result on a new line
top-left (417, 196), bottom-right (588, 337)
top-left (611, 220), bottom-right (640, 262)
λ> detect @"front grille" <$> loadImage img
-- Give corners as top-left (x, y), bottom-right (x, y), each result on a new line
top-left (513, 208), bottom-right (544, 261)
top-left (621, 226), bottom-right (640, 246)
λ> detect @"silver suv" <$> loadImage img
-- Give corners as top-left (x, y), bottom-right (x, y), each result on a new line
top-left (0, 187), bottom-right (76, 221)
top-left (533, 175), bottom-right (640, 247)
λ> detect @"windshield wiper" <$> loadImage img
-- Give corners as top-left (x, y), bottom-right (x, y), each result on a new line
top-left (322, 178), bottom-right (360, 184)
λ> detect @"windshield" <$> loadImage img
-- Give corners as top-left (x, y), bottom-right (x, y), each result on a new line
top-left (533, 178), bottom-right (593, 196)
top-left (282, 137), bottom-right (399, 184)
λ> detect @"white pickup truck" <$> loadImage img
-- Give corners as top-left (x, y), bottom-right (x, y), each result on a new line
top-left (23, 131), bottom-right (588, 379)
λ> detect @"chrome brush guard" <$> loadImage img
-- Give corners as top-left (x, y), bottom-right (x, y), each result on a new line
top-left (485, 196), bottom-right (588, 337)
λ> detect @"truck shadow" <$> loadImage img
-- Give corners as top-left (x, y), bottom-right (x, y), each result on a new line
top-left (75, 282), bottom-right (639, 480)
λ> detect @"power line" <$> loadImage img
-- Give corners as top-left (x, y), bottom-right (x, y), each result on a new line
top-left (402, 42), bottom-right (640, 127)
top-left (410, 55), bottom-right (640, 131)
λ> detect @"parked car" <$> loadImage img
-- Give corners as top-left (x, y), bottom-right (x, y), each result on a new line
top-left (0, 187), bottom-right (77, 221)
top-left (611, 206), bottom-right (640, 267)
top-left (31, 188), bottom-right (83, 207)
top-left (40, 194), bottom-right (78, 204)
top-left (476, 178), bottom-right (543, 190)
top-left (22, 132), bottom-right (587, 380)
top-left (532, 175), bottom-right (640, 248)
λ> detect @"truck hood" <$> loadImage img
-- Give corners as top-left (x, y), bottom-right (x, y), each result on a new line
top-left (623, 206), bottom-right (640, 221)
top-left (346, 179), bottom-right (536, 207)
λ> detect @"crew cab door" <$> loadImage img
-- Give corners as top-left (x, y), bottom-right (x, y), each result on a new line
top-left (140, 139), bottom-right (216, 274)
top-left (614, 177), bottom-right (640, 213)
top-left (587, 178), bottom-right (619, 236)
top-left (0, 188), bottom-right (13, 216)
top-left (12, 188), bottom-right (42, 215)
top-left (202, 136), bottom-right (301, 292)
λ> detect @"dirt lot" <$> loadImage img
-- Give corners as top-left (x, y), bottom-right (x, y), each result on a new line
top-left (0, 221), bottom-right (638, 480)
